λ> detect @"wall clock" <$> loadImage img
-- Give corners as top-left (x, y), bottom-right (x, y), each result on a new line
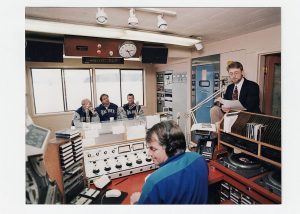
top-left (118, 41), bottom-right (137, 58)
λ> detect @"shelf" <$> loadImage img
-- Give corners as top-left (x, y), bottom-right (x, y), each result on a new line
top-left (210, 160), bottom-right (281, 203)
top-left (219, 140), bottom-right (281, 167)
top-left (218, 111), bottom-right (281, 168)
top-left (222, 111), bottom-right (281, 148)
top-left (219, 130), bottom-right (281, 151)
top-left (220, 199), bottom-right (235, 204)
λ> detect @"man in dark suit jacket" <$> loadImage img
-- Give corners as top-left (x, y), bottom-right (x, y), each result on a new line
top-left (210, 61), bottom-right (261, 123)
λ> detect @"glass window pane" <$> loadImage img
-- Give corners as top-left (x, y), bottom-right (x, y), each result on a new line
top-left (31, 69), bottom-right (64, 114)
top-left (121, 69), bottom-right (144, 106)
top-left (64, 69), bottom-right (92, 111)
top-left (95, 69), bottom-right (121, 106)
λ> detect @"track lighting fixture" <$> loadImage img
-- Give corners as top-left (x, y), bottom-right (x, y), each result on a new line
top-left (96, 8), bottom-right (108, 24)
top-left (128, 8), bottom-right (139, 27)
top-left (195, 42), bottom-right (203, 51)
top-left (26, 18), bottom-right (201, 46)
top-left (157, 14), bottom-right (167, 31)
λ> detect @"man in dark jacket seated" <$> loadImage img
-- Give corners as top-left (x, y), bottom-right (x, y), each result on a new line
top-left (122, 93), bottom-right (144, 119)
top-left (72, 98), bottom-right (99, 128)
top-left (95, 94), bottom-right (119, 122)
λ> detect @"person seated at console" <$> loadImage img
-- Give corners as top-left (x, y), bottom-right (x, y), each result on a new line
top-left (95, 94), bottom-right (121, 122)
top-left (122, 93), bottom-right (144, 119)
top-left (72, 98), bottom-right (100, 128)
top-left (130, 120), bottom-right (208, 204)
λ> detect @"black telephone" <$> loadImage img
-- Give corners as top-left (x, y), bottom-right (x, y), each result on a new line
top-left (199, 140), bottom-right (216, 160)
top-left (197, 135), bottom-right (217, 161)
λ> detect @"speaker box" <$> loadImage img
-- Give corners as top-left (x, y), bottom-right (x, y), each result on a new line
top-left (141, 46), bottom-right (168, 64)
top-left (26, 40), bottom-right (64, 62)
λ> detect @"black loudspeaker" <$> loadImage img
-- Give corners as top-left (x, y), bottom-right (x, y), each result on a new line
top-left (26, 40), bottom-right (63, 62)
top-left (141, 46), bottom-right (168, 64)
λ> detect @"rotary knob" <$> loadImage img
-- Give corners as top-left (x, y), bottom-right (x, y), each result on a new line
top-left (115, 163), bottom-right (122, 169)
top-left (136, 159), bottom-right (142, 164)
top-left (104, 166), bottom-right (111, 171)
top-left (126, 161), bottom-right (133, 167)
top-left (146, 157), bottom-right (152, 162)
top-left (93, 169), bottom-right (100, 174)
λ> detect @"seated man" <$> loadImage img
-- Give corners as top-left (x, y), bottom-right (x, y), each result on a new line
top-left (130, 120), bottom-right (208, 204)
top-left (72, 98), bottom-right (100, 128)
top-left (95, 94), bottom-right (119, 122)
top-left (210, 61), bottom-right (261, 124)
top-left (122, 93), bottom-right (144, 119)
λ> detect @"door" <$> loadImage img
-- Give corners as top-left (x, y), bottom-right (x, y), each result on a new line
top-left (263, 54), bottom-right (281, 116)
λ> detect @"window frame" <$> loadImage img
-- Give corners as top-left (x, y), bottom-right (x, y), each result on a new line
top-left (30, 68), bottom-right (65, 115)
top-left (29, 67), bottom-right (145, 116)
top-left (63, 68), bottom-right (93, 111)
top-left (120, 68), bottom-right (145, 106)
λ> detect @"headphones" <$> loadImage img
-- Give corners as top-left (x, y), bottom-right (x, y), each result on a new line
top-left (160, 121), bottom-right (178, 157)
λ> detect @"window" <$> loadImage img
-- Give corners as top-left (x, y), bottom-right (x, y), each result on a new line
top-left (31, 69), bottom-right (64, 114)
top-left (30, 68), bottom-right (144, 114)
top-left (64, 69), bottom-right (92, 111)
top-left (121, 69), bottom-right (144, 105)
top-left (95, 69), bottom-right (121, 106)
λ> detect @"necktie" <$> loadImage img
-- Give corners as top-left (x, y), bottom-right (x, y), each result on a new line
top-left (232, 85), bottom-right (238, 100)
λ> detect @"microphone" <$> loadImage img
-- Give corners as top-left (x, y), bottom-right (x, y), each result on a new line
top-left (135, 100), bottom-right (140, 114)
top-left (215, 78), bottom-right (228, 86)
top-left (176, 112), bottom-right (181, 125)
top-left (88, 106), bottom-right (95, 114)
top-left (221, 79), bottom-right (226, 86)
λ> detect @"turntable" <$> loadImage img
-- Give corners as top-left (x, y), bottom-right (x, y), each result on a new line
top-left (254, 171), bottom-right (281, 196)
top-left (218, 153), bottom-right (268, 178)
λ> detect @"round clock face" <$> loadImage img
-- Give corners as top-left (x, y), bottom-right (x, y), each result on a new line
top-left (118, 41), bottom-right (137, 58)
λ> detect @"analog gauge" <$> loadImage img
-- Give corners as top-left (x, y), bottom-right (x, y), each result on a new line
top-left (118, 41), bottom-right (137, 58)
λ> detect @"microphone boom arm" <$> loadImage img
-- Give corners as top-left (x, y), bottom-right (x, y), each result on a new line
top-left (189, 85), bottom-right (226, 124)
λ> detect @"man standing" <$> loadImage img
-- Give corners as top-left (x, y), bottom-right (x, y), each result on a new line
top-left (95, 94), bottom-right (119, 122)
top-left (130, 120), bottom-right (208, 204)
top-left (122, 93), bottom-right (144, 119)
top-left (72, 98), bottom-right (99, 127)
top-left (210, 61), bottom-right (261, 123)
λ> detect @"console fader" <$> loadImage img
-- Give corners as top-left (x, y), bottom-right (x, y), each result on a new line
top-left (83, 139), bottom-right (157, 181)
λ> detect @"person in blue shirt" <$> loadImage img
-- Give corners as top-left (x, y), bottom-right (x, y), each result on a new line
top-left (95, 94), bottom-right (119, 122)
top-left (122, 93), bottom-right (144, 119)
top-left (130, 120), bottom-right (208, 204)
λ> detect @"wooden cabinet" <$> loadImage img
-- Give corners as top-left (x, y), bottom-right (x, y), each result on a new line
top-left (211, 111), bottom-right (281, 204)
top-left (44, 136), bottom-right (84, 203)
top-left (218, 111), bottom-right (281, 167)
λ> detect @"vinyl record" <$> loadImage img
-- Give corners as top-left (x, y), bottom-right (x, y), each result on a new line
top-left (228, 153), bottom-right (261, 169)
top-left (268, 171), bottom-right (281, 188)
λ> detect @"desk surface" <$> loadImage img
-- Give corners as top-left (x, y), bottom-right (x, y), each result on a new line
top-left (103, 162), bottom-right (224, 204)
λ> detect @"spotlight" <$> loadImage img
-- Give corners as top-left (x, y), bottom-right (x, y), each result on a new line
top-left (128, 8), bottom-right (138, 27)
top-left (96, 8), bottom-right (108, 24)
top-left (195, 43), bottom-right (203, 51)
top-left (157, 14), bottom-right (167, 31)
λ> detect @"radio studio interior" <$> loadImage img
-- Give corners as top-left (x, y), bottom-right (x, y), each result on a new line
top-left (24, 7), bottom-right (284, 205)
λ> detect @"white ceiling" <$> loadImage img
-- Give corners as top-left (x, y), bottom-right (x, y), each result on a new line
top-left (25, 7), bottom-right (281, 44)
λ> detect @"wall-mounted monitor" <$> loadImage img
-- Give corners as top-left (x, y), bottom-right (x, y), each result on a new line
top-left (26, 124), bottom-right (50, 157)
top-left (141, 46), bottom-right (168, 64)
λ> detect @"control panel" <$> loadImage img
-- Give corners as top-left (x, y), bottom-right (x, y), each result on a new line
top-left (83, 140), bottom-right (157, 182)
